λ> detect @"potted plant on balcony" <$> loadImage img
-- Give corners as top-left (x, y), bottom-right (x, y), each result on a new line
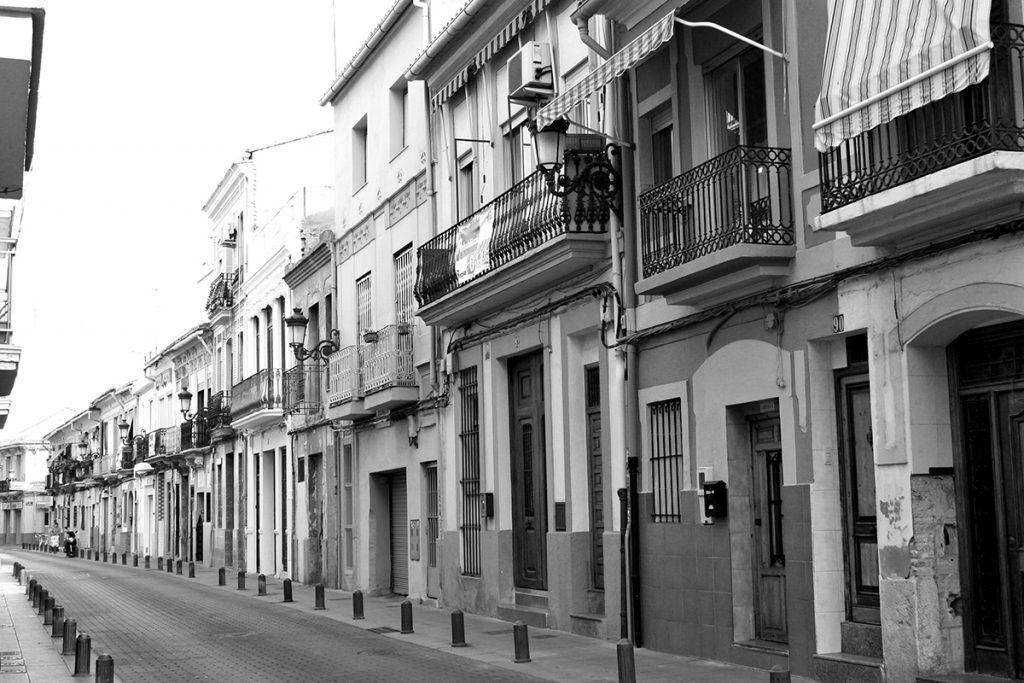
top-left (362, 329), bottom-right (379, 344)
top-left (396, 321), bottom-right (412, 336)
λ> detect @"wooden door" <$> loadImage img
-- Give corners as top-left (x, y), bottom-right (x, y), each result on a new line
top-left (837, 372), bottom-right (880, 624)
top-left (751, 415), bottom-right (787, 643)
top-left (307, 453), bottom-right (323, 584)
top-left (585, 365), bottom-right (605, 590)
top-left (509, 352), bottom-right (547, 590)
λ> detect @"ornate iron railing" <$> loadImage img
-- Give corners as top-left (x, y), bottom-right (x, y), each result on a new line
top-left (820, 23), bottom-right (1024, 212)
top-left (284, 363), bottom-right (323, 414)
top-left (362, 325), bottom-right (416, 394)
top-left (639, 145), bottom-right (794, 277)
top-left (327, 346), bottom-right (361, 406)
top-left (205, 271), bottom-right (238, 316)
top-left (207, 390), bottom-right (232, 431)
top-left (415, 167), bottom-right (609, 307)
top-left (230, 368), bottom-right (283, 420)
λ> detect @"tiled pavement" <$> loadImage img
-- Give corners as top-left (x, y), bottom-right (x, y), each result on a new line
top-left (3, 547), bottom-right (815, 682)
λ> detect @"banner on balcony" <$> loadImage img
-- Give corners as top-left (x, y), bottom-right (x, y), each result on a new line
top-left (814, 0), bottom-right (992, 152)
top-left (454, 205), bottom-right (495, 285)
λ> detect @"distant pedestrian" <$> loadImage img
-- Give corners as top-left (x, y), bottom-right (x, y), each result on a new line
top-left (48, 532), bottom-right (59, 553)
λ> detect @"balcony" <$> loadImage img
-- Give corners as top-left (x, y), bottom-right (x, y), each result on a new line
top-left (325, 345), bottom-right (372, 421)
top-left (415, 169), bottom-right (610, 328)
top-left (816, 23), bottom-right (1024, 246)
top-left (205, 270), bottom-right (238, 323)
top-left (362, 324), bottom-right (418, 412)
top-left (230, 368), bottom-right (283, 430)
top-left (0, 270), bottom-right (20, 397)
top-left (207, 390), bottom-right (234, 442)
top-left (284, 363), bottom-right (323, 415)
top-left (636, 146), bottom-right (795, 307)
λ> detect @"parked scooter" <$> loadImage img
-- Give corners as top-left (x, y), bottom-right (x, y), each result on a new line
top-left (64, 531), bottom-right (77, 558)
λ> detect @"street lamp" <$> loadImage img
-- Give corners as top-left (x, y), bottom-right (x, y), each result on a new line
top-left (117, 419), bottom-right (146, 447)
top-left (528, 117), bottom-right (621, 209)
top-left (177, 388), bottom-right (208, 422)
top-left (284, 307), bottom-right (340, 364)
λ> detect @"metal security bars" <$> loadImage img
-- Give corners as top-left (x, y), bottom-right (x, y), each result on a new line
top-left (639, 146), bottom-right (793, 277)
top-left (649, 398), bottom-right (684, 522)
top-left (394, 248), bottom-right (415, 325)
top-left (426, 465), bottom-right (439, 569)
top-left (458, 367), bottom-right (482, 576)
top-left (283, 363), bottom-right (323, 414)
top-left (820, 23), bottom-right (1024, 212)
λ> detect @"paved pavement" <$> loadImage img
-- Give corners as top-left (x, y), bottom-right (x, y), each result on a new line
top-left (2, 546), bottom-right (816, 682)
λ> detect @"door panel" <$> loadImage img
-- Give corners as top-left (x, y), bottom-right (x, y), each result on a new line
top-left (586, 365), bottom-right (604, 590)
top-left (751, 416), bottom-right (787, 643)
top-left (510, 352), bottom-right (547, 590)
top-left (307, 454), bottom-right (323, 585)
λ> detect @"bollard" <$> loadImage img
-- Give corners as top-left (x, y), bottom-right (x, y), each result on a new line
top-left (31, 583), bottom-right (40, 608)
top-left (314, 584), bottom-right (326, 610)
top-left (121, 553), bottom-right (127, 565)
top-left (400, 599), bottom-right (413, 634)
top-left (166, 558), bottom-right (173, 574)
top-left (11, 560), bottom-right (18, 576)
top-left (95, 653), bottom-right (114, 683)
top-left (27, 578), bottom-right (35, 600)
top-left (102, 551), bottom-right (107, 563)
top-left (62, 618), bottom-right (77, 656)
top-left (352, 590), bottom-right (364, 620)
top-left (769, 665), bottom-right (792, 683)
top-left (188, 562), bottom-right (195, 578)
top-left (175, 559), bottom-right (182, 575)
top-left (43, 596), bottom-right (54, 625)
top-left (52, 606), bottom-right (64, 638)
top-left (74, 633), bottom-right (91, 675)
top-left (157, 557), bottom-right (163, 571)
top-left (133, 554), bottom-right (139, 567)
top-left (37, 589), bottom-right (47, 615)
top-left (79, 548), bottom-right (83, 559)
top-left (93, 550), bottom-right (98, 562)
top-left (258, 574), bottom-right (266, 596)
top-left (283, 579), bottom-right (293, 603)
top-left (616, 639), bottom-right (636, 683)
top-left (513, 621), bottom-right (531, 663)
top-left (451, 609), bottom-right (467, 647)
top-left (218, 567), bottom-right (225, 586)
top-left (237, 570), bottom-right (246, 590)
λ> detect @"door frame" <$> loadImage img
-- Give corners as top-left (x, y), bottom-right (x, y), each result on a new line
top-left (508, 351), bottom-right (548, 591)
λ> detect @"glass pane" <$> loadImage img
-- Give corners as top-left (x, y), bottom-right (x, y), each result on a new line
top-left (741, 50), bottom-right (768, 147)
top-left (850, 386), bottom-right (876, 518)
top-left (706, 62), bottom-right (740, 155)
top-left (652, 126), bottom-right (673, 186)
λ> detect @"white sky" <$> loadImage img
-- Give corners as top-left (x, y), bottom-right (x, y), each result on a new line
top-left (5, 0), bottom-right (386, 436)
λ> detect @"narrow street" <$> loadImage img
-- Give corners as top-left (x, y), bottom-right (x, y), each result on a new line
top-left (4, 551), bottom-right (540, 683)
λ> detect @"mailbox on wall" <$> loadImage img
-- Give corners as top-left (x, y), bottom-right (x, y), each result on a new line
top-left (702, 480), bottom-right (728, 519)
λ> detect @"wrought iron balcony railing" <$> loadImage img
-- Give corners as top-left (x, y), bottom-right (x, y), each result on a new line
top-left (416, 168), bottom-right (610, 307)
top-left (820, 23), bottom-right (1024, 212)
top-left (181, 415), bottom-right (210, 450)
top-left (362, 324), bottom-right (416, 394)
top-left (230, 368), bottom-right (283, 420)
top-left (205, 270), bottom-right (238, 316)
top-left (208, 390), bottom-right (233, 431)
top-left (639, 145), bottom-right (794, 278)
top-left (284, 363), bottom-right (323, 414)
top-left (327, 345), bottom-right (362, 406)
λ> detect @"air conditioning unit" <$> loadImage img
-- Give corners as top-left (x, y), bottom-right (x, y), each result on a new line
top-left (507, 41), bottom-right (554, 106)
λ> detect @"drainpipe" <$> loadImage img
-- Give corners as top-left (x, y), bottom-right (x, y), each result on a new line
top-left (412, 0), bottom-right (430, 46)
top-left (576, 17), bottom-right (611, 60)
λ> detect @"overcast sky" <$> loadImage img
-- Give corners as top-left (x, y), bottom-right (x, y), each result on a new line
top-left (5, 0), bottom-right (385, 437)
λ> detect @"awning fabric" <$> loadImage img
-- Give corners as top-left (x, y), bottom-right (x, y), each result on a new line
top-left (814, 0), bottom-right (992, 152)
top-left (535, 12), bottom-right (675, 126)
top-left (430, 0), bottom-right (553, 111)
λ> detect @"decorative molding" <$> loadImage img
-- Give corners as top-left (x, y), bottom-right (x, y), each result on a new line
top-left (352, 218), bottom-right (373, 254)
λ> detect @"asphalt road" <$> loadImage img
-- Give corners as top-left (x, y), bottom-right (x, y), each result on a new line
top-left (5, 551), bottom-right (541, 683)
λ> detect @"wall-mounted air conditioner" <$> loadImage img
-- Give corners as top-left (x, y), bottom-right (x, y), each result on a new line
top-left (507, 41), bottom-right (554, 106)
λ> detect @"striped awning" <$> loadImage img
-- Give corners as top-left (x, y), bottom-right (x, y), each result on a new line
top-left (430, 0), bottom-right (553, 111)
top-left (535, 12), bottom-right (675, 126)
top-left (814, 0), bottom-right (992, 152)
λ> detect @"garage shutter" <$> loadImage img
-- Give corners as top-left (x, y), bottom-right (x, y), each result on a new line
top-left (390, 473), bottom-right (409, 595)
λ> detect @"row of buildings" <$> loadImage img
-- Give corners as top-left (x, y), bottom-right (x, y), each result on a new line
top-left (36, 0), bottom-right (1024, 681)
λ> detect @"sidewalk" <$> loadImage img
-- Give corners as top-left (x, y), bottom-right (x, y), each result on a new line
top-left (0, 556), bottom-right (122, 683)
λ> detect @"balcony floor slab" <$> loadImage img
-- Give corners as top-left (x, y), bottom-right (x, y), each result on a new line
top-left (326, 399), bottom-right (373, 422)
top-left (362, 386), bottom-right (419, 413)
top-left (815, 151), bottom-right (1024, 247)
top-left (230, 409), bottom-right (285, 432)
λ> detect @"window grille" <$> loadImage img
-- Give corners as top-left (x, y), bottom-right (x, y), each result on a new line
top-left (649, 398), bottom-right (684, 522)
top-left (459, 367), bottom-right (482, 576)
top-left (356, 274), bottom-right (373, 333)
top-left (394, 248), bottom-right (414, 324)
top-left (426, 464), bottom-right (439, 568)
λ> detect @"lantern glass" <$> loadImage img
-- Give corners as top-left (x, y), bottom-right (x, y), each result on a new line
top-left (284, 307), bottom-right (309, 349)
top-left (178, 388), bottom-right (193, 417)
top-left (117, 419), bottom-right (130, 443)
top-left (531, 118), bottom-right (569, 174)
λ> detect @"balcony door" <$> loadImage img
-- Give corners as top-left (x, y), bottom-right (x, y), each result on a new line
top-left (509, 352), bottom-right (547, 590)
top-left (706, 46), bottom-right (767, 155)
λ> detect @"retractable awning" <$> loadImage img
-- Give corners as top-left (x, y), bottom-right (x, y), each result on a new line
top-left (814, 0), bottom-right (992, 152)
top-left (535, 12), bottom-right (675, 126)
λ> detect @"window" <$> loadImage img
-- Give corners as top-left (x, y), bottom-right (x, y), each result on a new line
top-left (506, 124), bottom-right (533, 186)
top-left (390, 81), bottom-right (408, 157)
top-left (352, 115), bottom-right (368, 190)
top-left (264, 306), bottom-right (273, 371)
top-left (394, 247), bottom-right (414, 324)
top-left (649, 107), bottom-right (674, 186)
top-left (297, 456), bottom-right (305, 483)
top-left (706, 47), bottom-right (767, 156)
top-left (356, 274), bottom-right (373, 334)
top-left (459, 367), bottom-right (482, 576)
top-left (253, 316), bottom-right (261, 372)
top-left (457, 159), bottom-right (477, 220)
top-left (649, 398), bottom-right (684, 522)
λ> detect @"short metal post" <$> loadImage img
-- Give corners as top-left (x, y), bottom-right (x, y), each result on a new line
top-left (188, 562), bottom-right (195, 578)
top-left (400, 599), bottom-right (413, 633)
top-left (166, 558), bottom-right (173, 574)
top-left (237, 570), bottom-right (245, 590)
top-left (617, 639), bottom-right (636, 683)
top-left (352, 590), bottom-right (364, 620)
top-left (102, 551), bottom-right (107, 563)
top-left (74, 633), bottom-right (91, 675)
top-left (144, 555), bottom-right (150, 569)
top-left (78, 548), bottom-right (83, 558)
top-left (312, 584), bottom-right (325, 610)
top-left (37, 588), bottom-right (47, 615)
top-left (95, 653), bottom-right (114, 683)
top-left (121, 553), bottom-right (127, 565)
top-left (62, 618), bottom-right (77, 655)
top-left (258, 574), bottom-right (266, 596)
top-left (218, 567), bottom-right (225, 586)
top-left (27, 578), bottom-right (35, 600)
top-left (43, 596), bottom-right (54, 625)
top-left (513, 621), bottom-right (531, 663)
top-left (11, 561), bottom-right (18, 576)
top-left (133, 554), bottom-right (139, 567)
top-left (51, 605), bottom-right (64, 638)
top-left (157, 556), bottom-right (163, 571)
top-left (175, 559), bottom-right (182, 575)
top-left (769, 665), bottom-right (792, 683)
top-left (93, 549), bottom-right (98, 562)
top-left (283, 579), bottom-right (293, 603)
top-left (451, 609), bottom-right (467, 647)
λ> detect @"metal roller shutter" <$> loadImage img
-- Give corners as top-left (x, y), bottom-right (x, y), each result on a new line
top-left (390, 472), bottom-right (409, 595)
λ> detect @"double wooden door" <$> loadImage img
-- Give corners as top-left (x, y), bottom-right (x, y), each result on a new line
top-left (509, 352), bottom-right (547, 590)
